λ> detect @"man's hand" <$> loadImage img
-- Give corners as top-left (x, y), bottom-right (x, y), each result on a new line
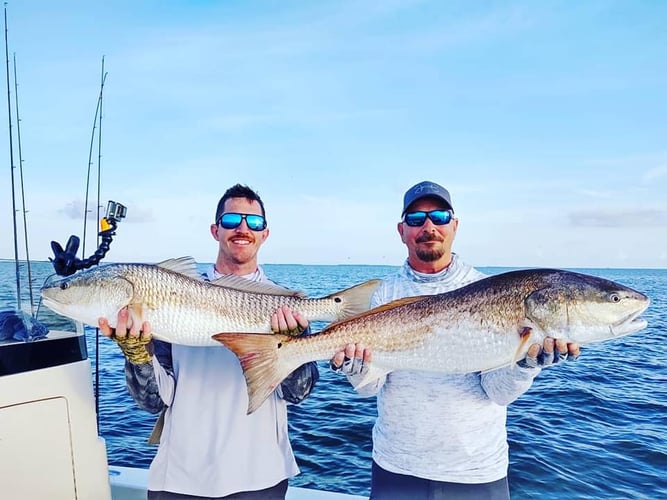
top-left (330, 343), bottom-right (372, 376)
top-left (98, 308), bottom-right (153, 365)
top-left (271, 305), bottom-right (309, 336)
top-left (518, 337), bottom-right (580, 369)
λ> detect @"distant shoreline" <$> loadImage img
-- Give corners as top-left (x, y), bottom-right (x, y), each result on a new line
top-left (0, 259), bottom-right (665, 271)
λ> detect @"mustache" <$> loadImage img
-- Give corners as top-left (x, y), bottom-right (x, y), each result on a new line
top-left (228, 232), bottom-right (255, 243)
top-left (416, 232), bottom-right (444, 244)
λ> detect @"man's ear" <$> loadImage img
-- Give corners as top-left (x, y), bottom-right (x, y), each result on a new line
top-left (260, 228), bottom-right (270, 244)
top-left (397, 222), bottom-right (406, 243)
top-left (210, 224), bottom-right (220, 241)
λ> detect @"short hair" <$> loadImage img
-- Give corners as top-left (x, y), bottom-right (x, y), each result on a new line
top-left (214, 184), bottom-right (266, 222)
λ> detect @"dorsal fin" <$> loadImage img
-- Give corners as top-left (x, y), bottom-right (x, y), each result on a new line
top-left (155, 257), bottom-right (203, 281)
top-left (211, 274), bottom-right (305, 297)
top-left (323, 295), bottom-right (428, 330)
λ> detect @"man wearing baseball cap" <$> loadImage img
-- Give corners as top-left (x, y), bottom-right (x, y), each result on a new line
top-left (331, 181), bottom-right (580, 499)
top-left (401, 180), bottom-right (454, 213)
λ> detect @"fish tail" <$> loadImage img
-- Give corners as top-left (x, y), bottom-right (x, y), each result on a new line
top-left (328, 279), bottom-right (382, 319)
top-left (212, 332), bottom-right (296, 414)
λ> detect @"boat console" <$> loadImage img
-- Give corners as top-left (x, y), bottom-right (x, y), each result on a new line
top-left (0, 327), bottom-right (112, 499)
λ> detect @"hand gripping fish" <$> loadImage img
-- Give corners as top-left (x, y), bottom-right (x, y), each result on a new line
top-left (40, 257), bottom-right (381, 345)
top-left (212, 269), bottom-right (650, 414)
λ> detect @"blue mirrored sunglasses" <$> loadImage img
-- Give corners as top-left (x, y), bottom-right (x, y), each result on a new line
top-left (218, 212), bottom-right (267, 231)
top-left (403, 210), bottom-right (453, 227)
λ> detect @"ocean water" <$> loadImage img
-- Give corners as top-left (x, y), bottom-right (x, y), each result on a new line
top-left (1, 260), bottom-right (666, 499)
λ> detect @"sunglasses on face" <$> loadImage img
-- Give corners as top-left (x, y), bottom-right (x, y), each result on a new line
top-left (403, 210), bottom-right (453, 227)
top-left (218, 212), bottom-right (267, 231)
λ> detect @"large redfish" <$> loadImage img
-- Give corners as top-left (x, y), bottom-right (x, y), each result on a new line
top-left (213, 269), bottom-right (650, 413)
top-left (40, 257), bottom-right (380, 345)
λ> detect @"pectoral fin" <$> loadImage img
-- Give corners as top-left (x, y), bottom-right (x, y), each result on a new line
top-left (512, 325), bottom-right (534, 364)
top-left (147, 409), bottom-right (166, 445)
top-left (128, 303), bottom-right (145, 328)
top-left (350, 364), bottom-right (390, 391)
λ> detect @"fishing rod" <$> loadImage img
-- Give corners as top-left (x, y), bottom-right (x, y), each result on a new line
top-left (0, 4), bottom-right (47, 342)
top-left (47, 56), bottom-right (120, 429)
top-left (95, 57), bottom-right (106, 251)
top-left (90, 57), bottom-right (107, 428)
top-left (4, 3), bottom-right (21, 312)
top-left (13, 52), bottom-right (36, 316)
top-left (82, 56), bottom-right (107, 258)
top-left (49, 57), bottom-right (124, 278)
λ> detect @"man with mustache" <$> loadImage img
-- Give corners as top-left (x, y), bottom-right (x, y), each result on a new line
top-left (99, 184), bottom-right (319, 499)
top-left (330, 181), bottom-right (580, 500)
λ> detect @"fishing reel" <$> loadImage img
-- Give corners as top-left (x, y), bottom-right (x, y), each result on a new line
top-left (50, 200), bottom-right (127, 277)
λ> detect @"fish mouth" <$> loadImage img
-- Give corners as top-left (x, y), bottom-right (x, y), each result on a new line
top-left (40, 296), bottom-right (62, 312)
top-left (40, 294), bottom-right (69, 314)
top-left (40, 288), bottom-right (62, 305)
top-left (610, 302), bottom-right (650, 337)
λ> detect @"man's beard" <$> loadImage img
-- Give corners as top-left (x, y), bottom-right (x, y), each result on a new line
top-left (416, 246), bottom-right (445, 262)
top-left (415, 233), bottom-right (445, 262)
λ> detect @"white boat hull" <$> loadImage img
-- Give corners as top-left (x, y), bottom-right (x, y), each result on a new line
top-left (0, 330), bottom-right (111, 500)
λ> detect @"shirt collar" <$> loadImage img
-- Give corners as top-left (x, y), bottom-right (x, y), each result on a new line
top-left (208, 265), bottom-right (265, 282)
top-left (401, 253), bottom-right (459, 283)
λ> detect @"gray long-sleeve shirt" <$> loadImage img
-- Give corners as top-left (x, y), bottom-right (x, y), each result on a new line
top-left (353, 255), bottom-right (540, 483)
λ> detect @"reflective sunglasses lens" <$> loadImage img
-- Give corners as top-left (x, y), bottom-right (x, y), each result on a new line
top-left (404, 212), bottom-right (427, 227)
top-left (245, 215), bottom-right (266, 231)
top-left (429, 210), bottom-right (452, 225)
top-left (219, 213), bottom-right (243, 229)
top-left (219, 213), bottom-right (266, 231)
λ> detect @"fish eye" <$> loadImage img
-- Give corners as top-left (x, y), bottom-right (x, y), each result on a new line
top-left (609, 293), bottom-right (621, 303)
top-left (60, 282), bottom-right (70, 290)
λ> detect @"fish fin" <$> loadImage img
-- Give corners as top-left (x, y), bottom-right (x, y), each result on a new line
top-left (128, 303), bottom-right (145, 327)
top-left (155, 257), bottom-right (203, 281)
top-left (210, 275), bottom-right (305, 297)
top-left (479, 325), bottom-right (535, 374)
top-left (147, 409), bottom-right (166, 445)
top-left (351, 364), bottom-right (390, 390)
top-left (480, 362), bottom-right (514, 375)
top-left (360, 294), bottom-right (427, 314)
top-left (325, 279), bottom-right (383, 320)
top-left (511, 326), bottom-right (534, 365)
top-left (212, 332), bottom-right (297, 414)
top-left (325, 294), bottom-right (427, 329)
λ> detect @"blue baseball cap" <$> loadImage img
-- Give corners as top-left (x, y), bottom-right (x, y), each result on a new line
top-left (402, 181), bottom-right (453, 215)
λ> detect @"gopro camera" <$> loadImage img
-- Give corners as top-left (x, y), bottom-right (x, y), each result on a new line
top-left (106, 200), bottom-right (127, 223)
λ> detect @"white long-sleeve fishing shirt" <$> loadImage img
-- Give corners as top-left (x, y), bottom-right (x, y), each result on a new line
top-left (133, 266), bottom-right (314, 497)
top-left (355, 255), bottom-right (540, 484)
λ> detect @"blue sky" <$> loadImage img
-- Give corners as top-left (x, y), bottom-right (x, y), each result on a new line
top-left (1, 1), bottom-right (665, 268)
